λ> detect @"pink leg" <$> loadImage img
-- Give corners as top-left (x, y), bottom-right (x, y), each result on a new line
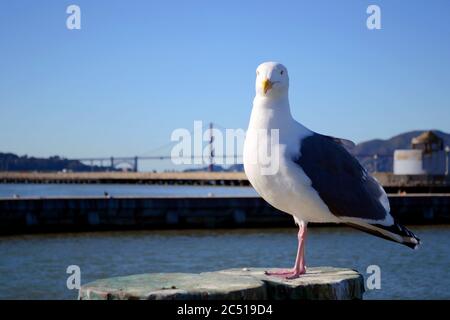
top-left (265, 222), bottom-right (307, 279)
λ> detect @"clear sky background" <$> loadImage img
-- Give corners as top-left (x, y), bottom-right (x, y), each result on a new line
top-left (1, 0), bottom-right (449, 164)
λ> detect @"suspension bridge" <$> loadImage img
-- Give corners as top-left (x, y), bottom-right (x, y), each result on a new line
top-left (71, 122), bottom-right (231, 172)
top-left (70, 122), bottom-right (390, 173)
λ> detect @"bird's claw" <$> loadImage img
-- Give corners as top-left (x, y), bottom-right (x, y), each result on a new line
top-left (264, 269), bottom-right (294, 276)
top-left (265, 267), bottom-right (306, 279)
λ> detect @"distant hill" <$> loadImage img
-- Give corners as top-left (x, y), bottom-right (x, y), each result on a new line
top-left (352, 130), bottom-right (450, 172)
top-left (0, 153), bottom-right (115, 172)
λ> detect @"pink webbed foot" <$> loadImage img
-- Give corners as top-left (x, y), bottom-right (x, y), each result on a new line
top-left (284, 267), bottom-right (306, 280)
top-left (264, 269), bottom-right (294, 276)
top-left (265, 267), bottom-right (306, 279)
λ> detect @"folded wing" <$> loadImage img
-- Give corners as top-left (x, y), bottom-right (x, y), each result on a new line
top-left (294, 133), bottom-right (420, 249)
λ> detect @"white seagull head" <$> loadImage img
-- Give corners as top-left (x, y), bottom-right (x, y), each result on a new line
top-left (255, 61), bottom-right (289, 99)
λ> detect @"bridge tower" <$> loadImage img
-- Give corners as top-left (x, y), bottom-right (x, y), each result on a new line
top-left (134, 156), bottom-right (138, 172)
top-left (208, 122), bottom-right (214, 172)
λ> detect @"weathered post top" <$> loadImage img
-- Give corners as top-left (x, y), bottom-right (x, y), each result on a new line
top-left (79, 267), bottom-right (364, 300)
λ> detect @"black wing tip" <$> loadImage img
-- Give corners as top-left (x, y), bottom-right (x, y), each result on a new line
top-left (346, 221), bottom-right (421, 250)
top-left (395, 223), bottom-right (421, 250)
top-left (404, 237), bottom-right (421, 250)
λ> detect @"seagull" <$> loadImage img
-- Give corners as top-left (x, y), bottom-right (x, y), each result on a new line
top-left (243, 61), bottom-right (420, 279)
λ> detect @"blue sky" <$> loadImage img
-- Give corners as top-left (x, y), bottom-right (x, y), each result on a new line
top-left (1, 0), bottom-right (450, 162)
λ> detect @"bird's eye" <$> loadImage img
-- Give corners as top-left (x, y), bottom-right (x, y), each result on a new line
top-left (256, 71), bottom-right (259, 76)
top-left (280, 70), bottom-right (284, 75)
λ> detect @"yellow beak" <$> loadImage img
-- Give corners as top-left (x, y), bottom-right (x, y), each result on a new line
top-left (262, 78), bottom-right (272, 95)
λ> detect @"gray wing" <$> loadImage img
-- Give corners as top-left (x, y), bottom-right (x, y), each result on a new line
top-left (294, 133), bottom-right (420, 249)
top-left (295, 133), bottom-right (386, 220)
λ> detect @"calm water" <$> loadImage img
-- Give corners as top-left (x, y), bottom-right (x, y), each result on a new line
top-left (0, 184), bottom-right (449, 299)
top-left (0, 226), bottom-right (449, 300)
top-left (0, 184), bottom-right (258, 198)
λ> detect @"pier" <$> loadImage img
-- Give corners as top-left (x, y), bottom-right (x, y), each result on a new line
top-left (0, 171), bottom-right (249, 186)
top-left (0, 194), bottom-right (449, 235)
top-left (79, 267), bottom-right (364, 300)
top-left (2, 171), bottom-right (450, 192)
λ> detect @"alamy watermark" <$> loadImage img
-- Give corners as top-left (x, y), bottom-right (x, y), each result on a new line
top-left (66, 265), bottom-right (81, 290)
top-left (366, 264), bottom-right (381, 290)
top-left (66, 5), bottom-right (81, 30)
top-left (367, 5), bottom-right (381, 30)
top-left (64, 5), bottom-right (380, 31)
top-left (170, 121), bottom-right (280, 175)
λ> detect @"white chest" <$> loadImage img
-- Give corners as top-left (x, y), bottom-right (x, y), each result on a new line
top-left (243, 109), bottom-right (340, 224)
top-left (243, 128), bottom-right (305, 212)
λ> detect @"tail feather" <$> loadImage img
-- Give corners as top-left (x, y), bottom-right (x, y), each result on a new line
top-left (345, 221), bottom-right (421, 250)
